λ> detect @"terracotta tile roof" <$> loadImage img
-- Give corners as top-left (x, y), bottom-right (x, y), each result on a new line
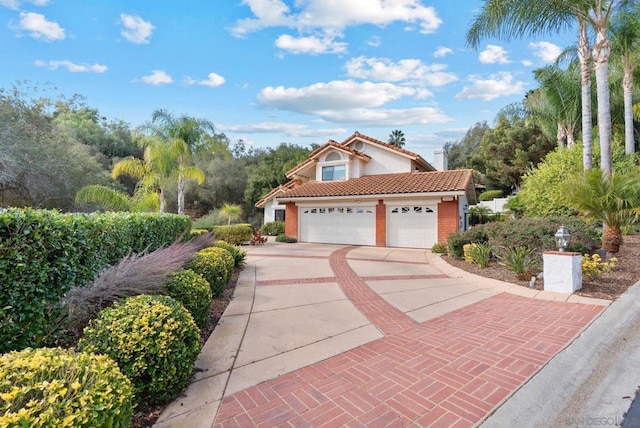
top-left (255, 180), bottom-right (296, 208)
top-left (278, 169), bottom-right (476, 203)
top-left (341, 131), bottom-right (436, 171)
top-left (286, 140), bottom-right (370, 178)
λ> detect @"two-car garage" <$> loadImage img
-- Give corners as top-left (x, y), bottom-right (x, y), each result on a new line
top-left (298, 202), bottom-right (439, 249)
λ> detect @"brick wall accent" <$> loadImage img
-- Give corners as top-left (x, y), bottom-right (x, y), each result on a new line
top-left (375, 199), bottom-right (386, 247)
top-left (437, 199), bottom-right (459, 244)
top-left (284, 202), bottom-right (298, 239)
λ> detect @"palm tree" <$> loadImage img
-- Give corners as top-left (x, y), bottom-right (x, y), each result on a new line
top-left (528, 64), bottom-right (582, 148)
top-left (74, 185), bottom-right (159, 212)
top-left (467, 0), bottom-right (635, 177)
top-left (140, 109), bottom-right (213, 214)
top-left (220, 203), bottom-right (243, 225)
top-left (112, 136), bottom-right (174, 213)
top-left (388, 130), bottom-right (406, 148)
top-left (566, 168), bottom-right (640, 253)
top-left (609, 8), bottom-right (640, 154)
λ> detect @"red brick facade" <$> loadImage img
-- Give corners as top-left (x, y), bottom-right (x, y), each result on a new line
top-left (375, 200), bottom-right (386, 247)
top-left (284, 202), bottom-right (298, 238)
top-left (437, 199), bottom-right (459, 244)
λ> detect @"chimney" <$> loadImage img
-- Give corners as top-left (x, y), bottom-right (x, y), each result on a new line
top-left (433, 148), bottom-right (448, 171)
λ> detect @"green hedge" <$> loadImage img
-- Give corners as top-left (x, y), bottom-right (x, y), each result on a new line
top-left (0, 208), bottom-right (191, 353)
top-left (478, 189), bottom-right (504, 202)
top-left (186, 247), bottom-right (235, 297)
top-left (212, 224), bottom-right (252, 245)
top-left (0, 347), bottom-right (133, 427)
top-left (165, 269), bottom-right (213, 328)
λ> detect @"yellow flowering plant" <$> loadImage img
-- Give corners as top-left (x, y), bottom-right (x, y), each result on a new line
top-left (0, 347), bottom-right (132, 427)
top-left (582, 254), bottom-right (617, 280)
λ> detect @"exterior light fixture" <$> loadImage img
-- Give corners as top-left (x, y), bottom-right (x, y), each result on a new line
top-left (554, 225), bottom-right (570, 252)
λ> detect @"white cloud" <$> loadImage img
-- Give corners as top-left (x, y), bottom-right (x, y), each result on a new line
top-left (479, 44), bottom-right (510, 64)
top-left (345, 56), bottom-right (457, 87)
top-left (141, 70), bottom-right (173, 85)
top-left (186, 72), bottom-right (225, 88)
top-left (322, 107), bottom-right (451, 126)
top-left (16, 11), bottom-right (65, 41)
top-left (1, 0), bottom-right (49, 9)
top-left (522, 59), bottom-right (534, 67)
top-left (455, 72), bottom-right (525, 101)
top-left (120, 13), bottom-right (154, 44)
top-left (258, 80), bottom-right (418, 113)
top-left (529, 41), bottom-right (562, 63)
top-left (434, 47), bottom-right (452, 58)
top-left (256, 79), bottom-right (451, 126)
top-left (275, 34), bottom-right (347, 55)
top-left (232, 0), bottom-right (442, 50)
top-left (220, 122), bottom-right (346, 137)
top-left (34, 60), bottom-right (107, 73)
top-left (367, 36), bottom-right (381, 47)
top-left (231, 0), bottom-right (442, 55)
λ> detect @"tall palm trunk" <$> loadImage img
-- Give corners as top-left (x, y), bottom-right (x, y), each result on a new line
top-left (578, 21), bottom-right (593, 170)
top-left (159, 188), bottom-right (166, 213)
top-left (593, 25), bottom-right (613, 178)
top-left (177, 174), bottom-right (185, 215)
top-left (623, 55), bottom-right (635, 154)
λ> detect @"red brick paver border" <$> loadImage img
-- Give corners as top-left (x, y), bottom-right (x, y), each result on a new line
top-left (214, 247), bottom-right (603, 427)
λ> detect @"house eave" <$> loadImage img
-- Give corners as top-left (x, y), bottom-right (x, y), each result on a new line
top-left (276, 190), bottom-right (467, 204)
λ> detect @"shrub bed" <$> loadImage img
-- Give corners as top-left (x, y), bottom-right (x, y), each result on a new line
top-left (276, 234), bottom-right (297, 243)
top-left (214, 241), bottom-right (247, 267)
top-left (447, 216), bottom-right (600, 259)
top-left (78, 295), bottom-right (200, 407)
top-left (212, 224), bottom-right (252, 245)
top-left (0, 208), bottom-right (190, 353)
top-left (261, 221), bottom-right (285, 236)
top-left (165, 269), bottom-right (213, 328)
top-left (186, 247), bottom-right (235, 297)
top-left (0, 347), bottom-right (133, 427)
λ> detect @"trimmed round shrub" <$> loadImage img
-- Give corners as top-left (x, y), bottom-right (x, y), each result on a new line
top-left (261, 221), bottom-right (285, 236)
top-left (214, 240), bottom-right (247, 267)
top-left (78, 295), bottom-right (200, 407)
top-left (165, 269), bottom-right (213, 328)
top-left (186, 247), bottom-right (234, 297)
top-left (0, 347), bottom-right (133, 427)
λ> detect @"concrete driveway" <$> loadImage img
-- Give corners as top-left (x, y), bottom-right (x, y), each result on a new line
top-left (155, 241), bottom-right (609, 427)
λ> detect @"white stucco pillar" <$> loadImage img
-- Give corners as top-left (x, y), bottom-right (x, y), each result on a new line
top-left (543, 251), bottom-right (582, 293)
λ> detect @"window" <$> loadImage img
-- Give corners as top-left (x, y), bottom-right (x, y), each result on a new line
top-left (275, 209), bottom-right (285, 221)
top-left (322, 164), bottom-right (346, 181)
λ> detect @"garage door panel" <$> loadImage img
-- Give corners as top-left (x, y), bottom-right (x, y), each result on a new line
top-left (300, 206), bottom-right (375, 246)
top-left (387, 205), bottom-right (437, 249)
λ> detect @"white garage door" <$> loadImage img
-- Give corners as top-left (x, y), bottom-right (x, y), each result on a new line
top-left (387, 205), bottom-right (438, 248)
top-left (300, 206), bottom-right (375, 246)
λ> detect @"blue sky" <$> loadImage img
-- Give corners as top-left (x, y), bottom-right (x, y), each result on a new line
top-left (0, 0), bottom-right (576, 162)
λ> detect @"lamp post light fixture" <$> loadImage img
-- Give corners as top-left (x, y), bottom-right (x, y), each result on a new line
top-left (555, 225), bottom-right (571, 252)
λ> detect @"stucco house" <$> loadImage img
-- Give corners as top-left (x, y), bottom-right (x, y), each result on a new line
top-left (255, 132), bottom-right (476, 249)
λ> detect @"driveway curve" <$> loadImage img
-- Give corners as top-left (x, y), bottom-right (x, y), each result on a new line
top-left (155, 242), bottom-right (608, 428)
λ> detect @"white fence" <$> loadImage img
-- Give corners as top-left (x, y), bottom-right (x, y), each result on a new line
top-left (478, 197), bottom-right (511, 213)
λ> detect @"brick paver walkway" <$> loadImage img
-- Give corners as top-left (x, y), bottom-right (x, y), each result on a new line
top-left (213, 247), bottom-right (603, 427)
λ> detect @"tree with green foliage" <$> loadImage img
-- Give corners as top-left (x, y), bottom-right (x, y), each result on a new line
top-left (609, 8), bottom-right (640, 154)
top-left (139, 109), bottom-right (213, 214)
top-left (565, 168), bottom-right (640, 252)
top-left (467, 0), bottom-right (631, 177)
top-left (244, 143), bottom-right (311, 207)
top-left (220, 203), bottom-right (243, 225)
top-left (475, 116), bottom-right (556, 192)
top-left (443, 121), bottom-right (490, 170)
top-left (528, 64), bottom-right (582, 148)
top-left (388, 130), bottom-right (406, 148)
top-left (0, 83), bottom-right (110, 210)
top-left (516, 143), bottom-right (640, 217)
